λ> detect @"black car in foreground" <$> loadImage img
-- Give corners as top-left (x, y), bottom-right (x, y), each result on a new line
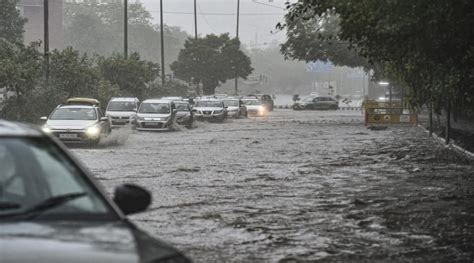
top-left (0, 120), bottom-right (190, 263)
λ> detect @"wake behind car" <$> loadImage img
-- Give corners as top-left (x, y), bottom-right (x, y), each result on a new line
top-left (0, 120), bottom-right (189, 263)
top-left (135, 99), bottom-right (177, 131)
top-left (193, 99), bottom-right (227, 122)
top-left (242, 98), bottom-right (266, 117)
top-left (222, 98), bottom-right (247, 118)
top-left (106, 97), bottom-right (139, 127)
top-left (41, 104), bottom-right (111, 145)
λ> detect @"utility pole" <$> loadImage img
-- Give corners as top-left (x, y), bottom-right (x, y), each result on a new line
top-left (234, 0), bottom-right (240, 96)
top-left (160, 0), bottom-right (165, 87)
top-left (194, 0), bottom-right (198, 39)
top-left (124, 0), bottom-right (128, 58)
top-left (44, 0), bottom-right (49, 86)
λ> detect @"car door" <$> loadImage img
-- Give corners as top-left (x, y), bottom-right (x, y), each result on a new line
top-left (97, 108), bottom-right (110, 133)
top-left (312, 97), bottom-right (323, 109)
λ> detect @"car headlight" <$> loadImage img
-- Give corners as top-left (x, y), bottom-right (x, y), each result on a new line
top-left (42, 126), bottom-right (52, 133)
top-left (86, 126), bottom-right (100, 136)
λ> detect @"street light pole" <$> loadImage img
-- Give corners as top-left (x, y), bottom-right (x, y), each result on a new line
top-left (124, 0), bottom-right (128, 59)
top-left (44, 0), bottom-right (49, 86)
top-left (160, 0), bottom-right (165, 87)
top-left (194, 0), bottom-right (198, 39)
top-left (234, 0), bottom-right (240, 96)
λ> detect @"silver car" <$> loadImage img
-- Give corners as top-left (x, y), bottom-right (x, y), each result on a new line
top-left (222, 99), bottom-right (247, 118)
top-left (193, 99), bottom-right (227, 122)
top-left (241, 98), bottom-right (266, 117)
top-left (105, 97), bottom-right (139, 128)
top-left (293, 96), bottom-right (339, 110)
top-left (41, 105), bottom-right (111, 145)
top-left (135, 99), bottom-right (177, 131)
top-left (174, 101), bottom-right (194, 128)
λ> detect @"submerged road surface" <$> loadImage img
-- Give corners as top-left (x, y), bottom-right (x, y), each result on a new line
top-left (73, 110), bottom-right (474, 262)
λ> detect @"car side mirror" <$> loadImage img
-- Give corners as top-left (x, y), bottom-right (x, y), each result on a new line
top-left (113, 184), bottom-right (151, 215)
top-left (40, 116), bottom-right (47, 121)
top-left (100, 117), bottom-right (108, 122)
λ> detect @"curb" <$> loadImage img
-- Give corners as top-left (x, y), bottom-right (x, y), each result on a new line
top-left (417, 124), bottom-right (474, 160)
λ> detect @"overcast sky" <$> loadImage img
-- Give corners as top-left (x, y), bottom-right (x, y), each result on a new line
top-left (139, 0), bottom-right (289, 47)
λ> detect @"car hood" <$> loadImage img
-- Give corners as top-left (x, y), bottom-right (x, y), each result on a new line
top-left (176, 111), bottom-right (190, 117)
top-left (46, 120), bottom-right (97, 130)
top-left (136, 113), bottom-right (171, 118)
top-left (245, 105), bottom-right (262, 110)
top-left (0, 221), bottom-right (185, 263)
top-left (106, 111), bottom-right (136, 117)
top-left (227, 106), bottom-right (239, 111)
top-left (193, 107), bottom-right (223, 111)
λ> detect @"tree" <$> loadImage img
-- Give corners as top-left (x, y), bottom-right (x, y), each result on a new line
top-left (49, 47), bottom-right (99, 98)
top-left (98, 52), bottom-right (160, 99)
top-left (0, 40), bottom-right (43, 121)
top-left (64, 1), bottom-right (189, 70)
top-left (0, 0), bottom-right (27, 44)
top-left (171, 34), bottom-right (253, 95)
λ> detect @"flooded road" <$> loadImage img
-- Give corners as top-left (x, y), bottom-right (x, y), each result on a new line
top-left (73, 110), bottom-right (474, 262)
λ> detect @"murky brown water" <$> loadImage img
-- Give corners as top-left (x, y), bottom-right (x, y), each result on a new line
top-left (73, 110), bottom-right (474, 262)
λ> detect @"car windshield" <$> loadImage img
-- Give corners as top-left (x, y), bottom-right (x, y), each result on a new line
top-left (175, 103), bottom-right (189, 111)
top-left (49, 108), bottom-right (97, 120)
top-left (107, 101), bottom-right (137, 111)
top-left (223, 100), bottom-right (239, 107)
top-left (303, 96), bottom-right (315, 102)
top-left (195, 101), bottom-right (223, 108)
top-left (0, 138), bottom-right (114, 221)
top-left (139, 103), bottom-right (170, 114)
top-left (242, 100), bottom-right (260, 105)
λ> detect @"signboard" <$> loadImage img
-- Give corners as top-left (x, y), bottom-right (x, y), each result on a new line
top-left (306, 61), bottom-right (334, 73)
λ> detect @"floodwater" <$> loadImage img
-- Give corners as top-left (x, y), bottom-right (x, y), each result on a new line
top-left (73, 110), bottom-right (474, 262)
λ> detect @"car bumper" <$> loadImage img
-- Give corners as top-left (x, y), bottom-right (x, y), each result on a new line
top-left (195, 113), bottom-right (225, 121)
top-left (50, 130), bottom-right (100, 143)
top-left (227, 111), bottom-right (240, 118)
top-left (247, 110), bottom-right (266, 117)
top-left (136, 120), bottom-right (172, 131)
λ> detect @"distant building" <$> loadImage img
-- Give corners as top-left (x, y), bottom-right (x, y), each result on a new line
top-left (17, 0), bottom-right (64, 50)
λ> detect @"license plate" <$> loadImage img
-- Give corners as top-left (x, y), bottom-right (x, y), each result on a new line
top-left (59, 133), bottom-right (78, 139)
top-left (146, 122), bottom-right (159, 126)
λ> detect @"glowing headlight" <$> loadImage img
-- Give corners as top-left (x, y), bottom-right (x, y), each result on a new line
top-left (86, 126), bottom-right (100, 136)
top-left (42, 126), bottom-right (52, 133)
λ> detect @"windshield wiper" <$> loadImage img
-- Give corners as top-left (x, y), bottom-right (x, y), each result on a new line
top-left (0, 201), bottom-right (21, 210)
top-left (0, 192), bottom-right (87, 220)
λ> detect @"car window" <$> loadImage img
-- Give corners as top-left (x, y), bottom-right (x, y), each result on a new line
top-left (0, 138), bottom-right (114, 220)
top-left (50, 108), bottom-right (97, 120)
top-left (175, 103), bottom-right (189, 111)
top-left (139, 103), bottom-right (171, 114)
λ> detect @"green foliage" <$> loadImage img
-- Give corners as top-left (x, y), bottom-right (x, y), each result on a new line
top-left (171, 34), bottom-right (253, 95)
top-left (282, 0), bottom-right (474, 112)
top-left (0, 0), bottom-right (27, 44)
top-left (98, 52), bottom-right (160, 100)
top-left (0, 40), bottom-right (43, 121)
top-left (64, 1), bottom-right (189, 70)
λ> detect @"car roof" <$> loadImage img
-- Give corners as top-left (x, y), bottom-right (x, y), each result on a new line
top-left (0, 120), bottom-right (42, 137)
top-left (242, 98), bottom-right (259, 100)
top-left (66, 97), bottom-right (101, 106)
top-left (57, 105), bottom-right (96, 109)
top-left (196, 98), bottom-right (222, 101)
top-left (109, 97), bottom-right (138, 102)
top-left (141, 99), bottom-right (172, 104)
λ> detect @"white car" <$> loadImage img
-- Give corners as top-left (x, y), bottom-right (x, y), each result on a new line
top-left (241, 98), bottom-right (266, 116)
top-left (41, 105), bottom-right (111, 145)
top-left (105, 97), bottom-right (139, 127)
top-left (135, 99), bottom-right (177, 131)
top-left (193, 99), bottom-right (227, 122)
top-left (222, 98), bottom-right (247, 118)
